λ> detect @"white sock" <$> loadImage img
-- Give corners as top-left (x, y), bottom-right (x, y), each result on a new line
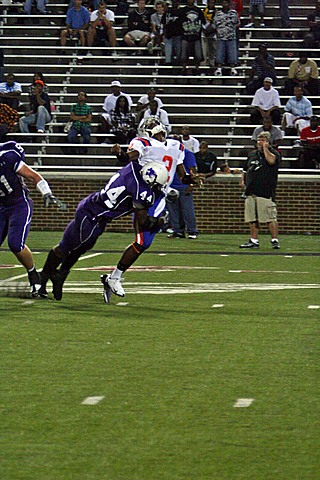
top-left (250, 238), bottom-right (259, 244)
top-left (110, 268), bottom-right (123, 280)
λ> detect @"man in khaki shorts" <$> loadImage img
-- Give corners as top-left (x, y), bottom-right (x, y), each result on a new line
top-left (239, 131), bottom-right (281, 249)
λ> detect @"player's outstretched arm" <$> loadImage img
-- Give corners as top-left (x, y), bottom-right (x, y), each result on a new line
top-left (18, 164), bottom-right (67, 210)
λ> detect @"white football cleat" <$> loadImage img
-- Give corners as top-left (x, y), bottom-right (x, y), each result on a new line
top-left (107, 275), bottom-right (125, 297)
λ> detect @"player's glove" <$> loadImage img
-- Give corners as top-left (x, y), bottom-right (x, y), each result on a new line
top-left (166, 188), bottom-right (179, 204)
top-left (43, 193), bottom-right (67, 210)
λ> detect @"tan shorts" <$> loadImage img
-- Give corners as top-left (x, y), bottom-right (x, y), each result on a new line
top-left (127, 30), bottom-right (150, 42)
top-left (245, 195), bottom-right (277, 224)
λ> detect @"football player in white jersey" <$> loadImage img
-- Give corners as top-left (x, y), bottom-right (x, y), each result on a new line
top-left (101, 117), bottom-right (203, 302)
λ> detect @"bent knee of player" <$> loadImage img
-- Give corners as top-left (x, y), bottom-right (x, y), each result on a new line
top-left (8, 237), bottom-right (25, 254)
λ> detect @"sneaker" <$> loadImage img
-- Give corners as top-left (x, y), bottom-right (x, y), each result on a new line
top-left (147, 41), bottom-right (153, 54)
top-left (28, 269), bottom-right (41, 298)
top-left (188, 234), bottom-right (197, 239)
top-left (244, 22), bottom-right (254, 28)
top-left (231, 68), bottom-right (238, 76)
top-left (167, 232), bottom-right (186, 238)
top-left (271, 240), bottom-right (280, 249)
top-left (106, 274), bottom-right (125, 298)
top-left (86, 50), bottom-right (93, 56)
top-left (37, 129), bottom-right (44, 133)
top-left (239, 240), bottom-right (259, 248)
top-left (260, 22), bottom-right (266, 27)
top-left (52, 271), bottom-right (67, 301)
top-left (101, 274), bottom-right (113, 304)
top-left (214, 68), bottom-right (222, 76)
top-left (293, 139), bottom-right (301, 148)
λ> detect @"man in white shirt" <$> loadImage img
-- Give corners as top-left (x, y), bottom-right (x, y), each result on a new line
top-left (140, 100), bottom-right (171, 135)
top-left (250, 77), bottom-right (281, 125)
top-left (101, 80), bottom-right (133, 133)
top-left (136, 88), bottom-right (163, 121)
top-left (181, 124), bottom-right (200, 153)
top-left (87, 1), bottom-right (117, 55)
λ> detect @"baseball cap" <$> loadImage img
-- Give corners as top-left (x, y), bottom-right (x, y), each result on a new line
top-left (257, 131), bottom-right (271, 140)
top-left (263, 77), bottom-right (273, 83)
top-left (35, 79), bottom-right (44, 87)
top-left (111, 80), bottom-right (121, 87)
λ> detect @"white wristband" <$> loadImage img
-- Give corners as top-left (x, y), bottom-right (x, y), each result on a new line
top-left (36, 179), bottom-right (52, 196)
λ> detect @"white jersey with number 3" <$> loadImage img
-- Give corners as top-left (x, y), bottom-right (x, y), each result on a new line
top-left (128, 137), bottom-right (185, 188)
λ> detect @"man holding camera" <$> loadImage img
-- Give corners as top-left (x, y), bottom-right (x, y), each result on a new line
top-left (239, 131), bottom-right (281, 250)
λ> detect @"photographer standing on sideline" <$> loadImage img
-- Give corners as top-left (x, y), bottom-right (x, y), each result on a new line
top-left (239, 131), bottom-right (281, 250)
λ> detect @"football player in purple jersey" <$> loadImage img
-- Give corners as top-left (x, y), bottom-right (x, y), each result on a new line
top-left (39, 161), bottom-right (169, 301)
top-left (102, 117), bottom-right (203, 302)
top-left (0, 140), bottom-right (65, 296)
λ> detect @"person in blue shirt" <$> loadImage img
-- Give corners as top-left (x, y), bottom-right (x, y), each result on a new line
top-left (60, 0), bottom-right (91, 52)
top-left (166, 134), bottom-right (198, 239)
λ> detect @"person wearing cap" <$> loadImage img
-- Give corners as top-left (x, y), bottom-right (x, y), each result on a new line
top-left (240, 131), bottom-right (281, 250)
top-left (284, 53), bottom-right (319, 96)
top-left (0, 73), bottom-right (22, 111)
top-left (250, 77), bottom-right (281, 125)
top-left (19, 80), bottom-right (52, 136)
top-left (282, 85), bottom-right (313, 134)
top-left (101, 81), bottom-right (133, 135)
top-left (27, 72), bottom-right (49, 98)
top-left (246, 43), bottom-right (277, 95)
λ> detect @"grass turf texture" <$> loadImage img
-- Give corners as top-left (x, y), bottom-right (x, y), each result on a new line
top-left (0, 232), bottom-right (319, 479)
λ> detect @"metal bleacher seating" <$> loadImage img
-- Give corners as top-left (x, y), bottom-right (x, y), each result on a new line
top-left (0, 0), bottom-right (319, 174)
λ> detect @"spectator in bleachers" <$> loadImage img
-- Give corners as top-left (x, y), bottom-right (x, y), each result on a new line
top-left (67, 91), bottom-right (92, 152)
top-left (303, 0), bottom-right (320, 55)
top-left (201, 0), bottom-right (217, 74)
top-left (0, 73), bottom-right (22, 111)
top-left (213, 0), bottom-right (240, 76)
top-left (123, 0), bottom-right (151, 52)
top-left (86, 1), bottom-right (117, 56)
top-left (24, 0), bottom-right (47, 15)
top-left (181, 125), bottom-right (200, 153)
top-left (282, 86), bottom-right (313, 135)
top-left (179, 0), bottom-right (206, 75)
top-left (246, 43), bottom-right (277, 95)
top-left (162, 0), bottom-right (182, 66)
top-left (19, 80), bottom-right (52, 136)
top-left (27, 72), bottom-right (49, 97)
top-left (147, 0), bottom-right (165, 54)
top-left (196, 140), bottom-right (218, 175)
top-left (229, 0), bottom-right (243, 48)
top-left (284, 54), bottom-right (319, 96)
top-left (219, 163), bottom-right (242, 174)
top-left (251, 116), bottom-right (283, 150)
top-left (250, 77), bottom-right (281, 125)
top-left (136, 88), bottom-right (163, 122)
top-left (0, 49), bottom-right (4, 82)
top-left (0, 103), bottom-right (20, 142)
top-left (279, 0), bottom-right (291, 29)
top-left (244, 0), bottom-right (266, 28)
top-left (109, 95), bottom-right (136, 144)
top-left (101, 80), bottom-right (133, 134)
top-left (299, 115), bottom-right (320, 168)
top-left (140, 100), bottom-right (171, 135)
top-left (60, 0), bottom-right (91, 53)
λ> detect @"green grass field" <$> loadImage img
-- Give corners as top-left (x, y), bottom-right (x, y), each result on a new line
top-left (1, 232), bottom-right (319, 480)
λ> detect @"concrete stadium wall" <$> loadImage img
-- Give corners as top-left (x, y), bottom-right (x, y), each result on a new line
top-left (28, 175), bottom-right (320, 235)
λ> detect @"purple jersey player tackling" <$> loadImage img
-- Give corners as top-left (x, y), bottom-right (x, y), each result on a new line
top-left (0, 141), bottom-right (65, 296)
top-left (40, 161), bottom-right (169, 301)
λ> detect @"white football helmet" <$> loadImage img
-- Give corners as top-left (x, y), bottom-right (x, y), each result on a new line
top-left (141, 161), bottom-right (168, 189)
top-left (138, 116), bottom-right (167, 139)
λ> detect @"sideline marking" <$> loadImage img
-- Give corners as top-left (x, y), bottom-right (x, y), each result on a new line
top-left (234, 398), bottom-right (254, 408)
top-left (22, 300), bottom-right (35, 305)
top-left (308, 305), bottom-right (320, 309)
top-left (117, 302), bottom-right (128, 306)
top-left (229, 269), bottom-right (308, 274)
top-left (82, 396), bottom-right (105, 405)
top-left (212, 304), bottom-right (224, 308)
top-left (79, 253), bottom-right (103, 261)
